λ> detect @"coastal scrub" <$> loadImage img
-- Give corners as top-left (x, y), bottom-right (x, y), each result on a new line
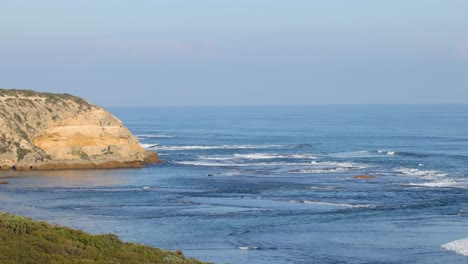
top-left (0, 212), bottom-right (208, 264)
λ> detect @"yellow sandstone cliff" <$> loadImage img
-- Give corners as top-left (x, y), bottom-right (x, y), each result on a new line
top-left (0, 89), bottom-right (158, 170)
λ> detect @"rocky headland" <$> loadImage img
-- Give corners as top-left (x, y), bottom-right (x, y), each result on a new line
top-left (0, 89), bottom-right (159, 170)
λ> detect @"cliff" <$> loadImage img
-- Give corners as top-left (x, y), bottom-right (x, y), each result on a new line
top-left (0, 89), bottom-right (159, 170)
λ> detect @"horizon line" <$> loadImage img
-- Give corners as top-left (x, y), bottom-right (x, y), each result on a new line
top-left (104, 102), bottom-right (468, 108)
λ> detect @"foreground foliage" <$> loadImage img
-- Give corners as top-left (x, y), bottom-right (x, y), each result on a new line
top-left (0, 212), bottom-right (208, 264)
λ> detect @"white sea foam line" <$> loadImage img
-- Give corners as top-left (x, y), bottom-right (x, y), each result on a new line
top-left (442, 238), bottom-right (468, 256)
top-left (140, 143), bottom-right (158, 149)
top-left (137, 134), bottom-right (174, 138)
top-left (199, 153), bottom-right (318, 160)
top-left (378, 149), bottom-right (397, 155)
top-left (287, 160), bottom-right (369, 173)
top-left (395, 168), bottom-right (448, 179)
top-left (174, 159), bottom-right (366, 168)
top-left (173, 161), bottom-right (313, 167)
top-left (406, 180), bottom-right (460, 188)
top-left (310, 161), bottom-right (355, 167)
top-left (289, 200), bottom-right (370, 208)
top-left (234, 153), bottom-right (317, 159)
top-left (238, 246), bottom-right (260, 250)
top-left (155, 145), bottom-right (281, 151)
top-left (289, 167), bottom-right (357, 174)
top-left (198, 156), bottom-right (234, 161)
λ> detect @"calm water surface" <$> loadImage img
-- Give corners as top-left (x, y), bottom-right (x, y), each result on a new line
top-left (1, 105), bottom-right (468, 263)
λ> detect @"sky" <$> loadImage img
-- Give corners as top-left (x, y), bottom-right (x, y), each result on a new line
top-left (1, 0), bottom-right (467, 106)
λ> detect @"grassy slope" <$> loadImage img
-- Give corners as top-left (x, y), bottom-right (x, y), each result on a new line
top-left (0, 212), bottom-right (209, 264)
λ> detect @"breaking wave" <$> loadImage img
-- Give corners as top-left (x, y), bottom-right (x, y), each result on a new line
top-left (442, 238), bottom-right (468, 256)
top-left (199, 153), bottom-right (318, 161)
top-left (395, 168), bottom-right (448, 180)
top-left (378, 149), bottom-right (431, 158)
top-left (154, 145), bottom-right (282, 151)
top-left (378, 149), bottom-right (397, 156)
top-left (405, 180), bottom-right (460, 188)
top-left (140, 143), bottom-right (159, 149)
top-left (137, 134), bottom-right (174, 139)
top-left (288, 161), bottom-right (369, 174)
top-left (288, 200), bottom-right (370, 208)
top-left (172, 161), bottom-right (312, 167)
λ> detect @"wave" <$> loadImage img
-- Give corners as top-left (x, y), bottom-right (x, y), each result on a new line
top-left (307, 186), bottom-right (339, 191)
top-left (288, 161), bottom-right (368, 174)
top-left (199, 153), bottom-right (318, 161)
top-left (330, 151), bottom-right (376, 158)
top-left (137, 134), bottom-right (174, 139)
top-left (442, 238), bottom-right (468, 256)
top-left (288, 200), bottom-right (370, 208)
top-left (378, 149), bottom-right (431, 158)
top-left (235, 153), bottom-right (317, 159)
top-left (140, 143), bottom-right (159, 149)
top-left (378, 149), bottom-right (397, 156)
top-left (173, 160), bottom-right (368, 171)
top-left (154, 145), bottom-right (281, 151)
top-left (395, 168), bottom-right (448, 180)
top-left (290, 167), bottom-right (357, 174)
top-left (172, 161), bottom-right (313, 167)
top-left (238, 246), bottom-right (261, 250)
top-left (405, 180), bottom-right (460, 188)
top-left (310, 161), bottom-right (355, 167)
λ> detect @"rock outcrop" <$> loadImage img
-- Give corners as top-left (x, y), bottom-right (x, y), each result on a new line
top-left (0, 89), bottom-right (159, 170)
top-left (354, 175), bottom-right (377, 179)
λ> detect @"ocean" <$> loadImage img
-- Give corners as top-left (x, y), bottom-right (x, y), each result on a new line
top-left (1, 105), bottom-right (468, 263)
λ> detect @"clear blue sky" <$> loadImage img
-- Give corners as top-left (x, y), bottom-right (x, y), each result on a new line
top-left (1, 1), bottom-right (467, 106)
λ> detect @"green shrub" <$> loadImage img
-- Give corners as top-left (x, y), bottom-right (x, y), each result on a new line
top-left (16, 148), bottom-right (31, 160)
top-left (0, 212), bottom-right (209, 264)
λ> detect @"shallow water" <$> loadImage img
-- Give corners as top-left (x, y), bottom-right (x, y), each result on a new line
top-left (1, 105), bottom-right (468, 263)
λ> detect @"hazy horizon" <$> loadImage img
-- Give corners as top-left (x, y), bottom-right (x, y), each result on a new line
top-left (1, 1), bottom-right (467, 107)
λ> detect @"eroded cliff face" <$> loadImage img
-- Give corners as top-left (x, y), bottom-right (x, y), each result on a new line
top-left (0, 89), bottom-right (158, 170)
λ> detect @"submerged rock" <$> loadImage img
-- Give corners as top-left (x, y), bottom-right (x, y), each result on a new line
top-left (0, 89), bottom-right (159, 170)
top-left (354, 175), bottom-right (377, 179)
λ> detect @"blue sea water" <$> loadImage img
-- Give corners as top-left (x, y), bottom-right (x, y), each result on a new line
top-left (1, 105), bottom-right (468, 263)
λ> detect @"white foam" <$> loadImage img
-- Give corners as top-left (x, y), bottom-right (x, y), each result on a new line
top-left (291, 167), bottom-right (352, 174)
top-left (173, 161), bottom-right (312, 167)
top-left (155, 145), bottom-right (281, 151)
top-left (442, 238), bottom-right (468, 256)
top-left (224, 171), bottom-right (242, 176)
top-left (406, 180), bottom-right (460, 188)
top-left (235, 153), bottom-right (317, 159)
top-left (289, 200), bottom-right (369, 208)
top-left (289, 161), bottom-right (368, 174)
top-left (137, 134), bottom-right (174, 138)
top-left (140, 143), bottom-right (158, 149)
top-left (199, 156), bottom-right (233, 161)
top-left (199, 153), bottom-right (318, 161)
top-left (310, 161), bottom-right (355, 167)
top-left (395, 168), bottom-right (448, 180)
top-left (142, 186), bottom-right (151, 190)
top-left (378, 149), bottom-right (396, 155)
top-left (307, 186), bottom-right (338, 191)
top-left (238, 246), bottom-right (260, 250)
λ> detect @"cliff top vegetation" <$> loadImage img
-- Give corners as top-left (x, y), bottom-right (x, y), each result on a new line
top-left (0, 212), bottom-right (207, 264)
